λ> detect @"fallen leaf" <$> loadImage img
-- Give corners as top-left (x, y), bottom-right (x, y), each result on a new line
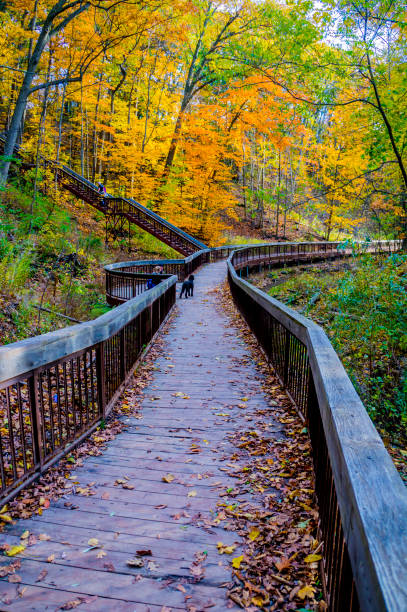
top-left (248, 528), bottom-right (260, 541)
top-left (232, 555), bottom-right (243, 569)
top-left (275, 556), bottom-right (291, 572)
top-left (298, 584), bottom-right (316, 599)
top-left (103, 562), bottom-right (115, 572)
top-left (217, 542), bottom-right (237, 554)
top-left (251, 595), bottom-right (263, 606)
top-left (39, 497), bottom-right (50, 509)
top-left (162, 474), bottom-right (175, 483)
top-left (5, 545), bottom-right (26, 557)
top-left (187, 490), bottom-right (197, 497)
top-left (36, 569), bottom-right (48, 582)
top-left (47, 554), bottom-right (55, 563)
top-left (27, 535), bottom-right (37, 547)
top-left (147, 561), bottom-right (159, 571)
top-left (189, 563), bottom-right (205, 580)
top-left (17, 585), bottom-right (27, 597)
top-left (8, 574), bottom-right (22, 583)
top-left (60, 599), bottom-right (82, 610)
top-left (20, 531), bottom-right (30, 540)
top-left (96, 550), bottom-right (107, 559)
top-left (304, 554), bottom-right (322, 563)
top-left (136, 549), bottom-right (152, 556)
top-left (87, 538), bottom-right (99, 547)
top-left (126, 558), bottom-right (144, 568)
top-left (0, 513), bottom-right (13, 523)
top-left (39, 534), bottom-right (51, 541)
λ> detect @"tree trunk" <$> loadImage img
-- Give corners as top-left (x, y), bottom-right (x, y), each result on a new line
top-left (91, 71), bottom-right (103, 183)
top-left (0, 55), bottom-right (47, 184)
top-left (276, 149), bottom-right (281, 238)
top-left (55, 80), bottom-right (67, 164)
top-left (0, 0), bottom-right (89, 186)
top-left (161, 102), bottom-right (187, 179)
top-left (242, 140), bottom-right (247, 220)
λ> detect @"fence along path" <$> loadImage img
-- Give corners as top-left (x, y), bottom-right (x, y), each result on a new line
top-left (0, 261), bottom-right (285, 610)
top-left (0, 240), bottom-right (406, 610)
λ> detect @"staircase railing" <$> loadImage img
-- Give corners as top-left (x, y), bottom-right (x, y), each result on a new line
top-left (105, 249), bottom-right (211, 302)
top-left (0, 134), bottom-right (207, 255)
top-left (53, 165), bottom-right (206, 255)
top-left (57, 164), bottom-right (206, 251)
top-left (226, 241), bottom-right (406, 612)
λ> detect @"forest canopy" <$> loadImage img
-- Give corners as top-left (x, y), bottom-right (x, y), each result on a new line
top-left (0, 0), bottom-right (406, 244)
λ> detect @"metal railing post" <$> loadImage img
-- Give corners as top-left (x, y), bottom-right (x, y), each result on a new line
top-left (28, 374), bottom-right (42, 469)
top-left (96, 342), bottom-right (106, 417)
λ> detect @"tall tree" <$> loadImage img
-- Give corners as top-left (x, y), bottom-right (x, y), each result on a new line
top-left (0, 0), bottom-right (91, 185)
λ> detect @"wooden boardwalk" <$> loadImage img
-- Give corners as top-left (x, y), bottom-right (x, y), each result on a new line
top-left (0, 262), bottom-right (285, 611)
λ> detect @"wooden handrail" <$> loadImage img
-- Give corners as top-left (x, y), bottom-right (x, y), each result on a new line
top-left (226, 241), bottom-right (407, 612)
top-left (0, 274), bottom-right (177, 505)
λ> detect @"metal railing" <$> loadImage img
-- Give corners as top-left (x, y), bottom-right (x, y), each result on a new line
top-left (105, 240), bottom-right (402, 302)
top-left (105, 249), bottom-right (212, 299)
top-left (0, 275), bottom-right (176, 505)
top-left (227, 241), bottom-right (407, 612)
top-left (55, 166), bottom-right (205, 255)
top-left (230, 239), bottom-right (402, 273)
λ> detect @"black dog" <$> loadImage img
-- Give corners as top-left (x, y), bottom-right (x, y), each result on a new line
top-left (179, 275), bottom-right (194, 298)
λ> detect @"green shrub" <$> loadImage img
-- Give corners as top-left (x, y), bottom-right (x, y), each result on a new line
top-left (268, 253), bottom-right (407, 442)
top-left (0, 246), bottom-right (34, 294)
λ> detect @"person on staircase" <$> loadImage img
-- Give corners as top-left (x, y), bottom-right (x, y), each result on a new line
top-left (98, 183), bottom-right (108, 210)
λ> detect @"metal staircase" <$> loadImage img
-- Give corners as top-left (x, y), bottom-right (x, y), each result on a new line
top-left (0, 135), bottom-right (207, 255)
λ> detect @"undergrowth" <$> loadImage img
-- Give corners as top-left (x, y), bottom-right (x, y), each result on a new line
top-left (0, 182), bottom-right (177, 344)
top-left (264, 253), bottom-right (407, 450)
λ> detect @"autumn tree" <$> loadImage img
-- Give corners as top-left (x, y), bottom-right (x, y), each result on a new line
top-left (0, 0), bottom-right (92, 185)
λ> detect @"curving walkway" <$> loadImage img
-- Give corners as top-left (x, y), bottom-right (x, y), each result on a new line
top-left (0, 262), bottom-right (285, 611)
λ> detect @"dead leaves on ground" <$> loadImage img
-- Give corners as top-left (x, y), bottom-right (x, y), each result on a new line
top-left (59, 595), bottom-right (98, 609)
top-left (1, 319), bottom-right (172, 525)
top-left (217, 283), bottom-right (325, 610)
top-left (114, 476), bottom-right (135, 490)
top-left (189, 551), bottom-right (207, 582)
top-left (217, 542), bottom-right (237, 555)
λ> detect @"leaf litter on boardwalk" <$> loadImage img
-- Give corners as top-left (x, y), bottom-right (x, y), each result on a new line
top-left (0, 311), bottom-right (179, 608)
top-left (211, 283), bottom-right (327, 611)
top-left (0, 315), bottom-right (175, 526)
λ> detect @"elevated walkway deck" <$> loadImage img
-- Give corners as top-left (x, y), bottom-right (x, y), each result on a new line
top-left (0, 262), bottom-right (295, 610)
